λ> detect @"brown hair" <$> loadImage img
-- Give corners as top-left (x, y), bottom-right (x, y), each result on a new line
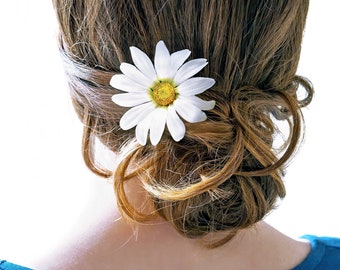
top-left (52, 0), bottom-right (313, 247)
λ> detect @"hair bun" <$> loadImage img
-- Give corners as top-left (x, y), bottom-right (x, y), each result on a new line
top-left (53, 0), bottom-right (313, 248)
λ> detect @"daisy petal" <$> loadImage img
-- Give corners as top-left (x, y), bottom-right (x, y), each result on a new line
top-left (154, 41), bottom-right (171, 79)
top-left (174, 99), bottom-right (207, 123)
top-left (174, 59), bottom-right (208, 84)
top-left (110, 74), bottom-right (146, 92)
top-left (120, 63), bottom-right (153, 87)
top-left (130, 46), bottom-right (157, 81)
top-left (177, 77), bottom-right (215, 96)
top-left (112, 93), bottom-right (150, 107)
top-left (169, 49), bottom-right (191, 78)
top-left (179, 96), bottom-right (216, 111)
top-left (149, 108), bottom-right (167, 146)
top-left (136, 112), bottom-right (153, 146)
top-left (167, 105), bottom-right (185, 142)
top-left (120, 102), bottom-right (155, 130)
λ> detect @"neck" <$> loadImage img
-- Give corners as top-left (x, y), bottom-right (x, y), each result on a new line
top-left (34, 178), bottom-right (311, 270)
top-left (215, 221), bottom-right (310, 269)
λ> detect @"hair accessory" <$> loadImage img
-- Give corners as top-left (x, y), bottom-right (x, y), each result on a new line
top-left (110, 40), bottom-right (216, 146)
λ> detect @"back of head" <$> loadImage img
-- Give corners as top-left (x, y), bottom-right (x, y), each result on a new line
top-left (53, 0), bottom-right (312, 247)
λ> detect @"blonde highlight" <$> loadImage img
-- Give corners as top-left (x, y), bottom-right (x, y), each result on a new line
top-left (52, 0), bottom-right (313, 247)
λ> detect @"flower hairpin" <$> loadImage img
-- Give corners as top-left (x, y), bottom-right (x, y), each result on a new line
top-left (110, 40), bottom-right (216, 146)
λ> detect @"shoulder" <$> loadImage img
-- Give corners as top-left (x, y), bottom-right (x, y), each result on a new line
top-left (293, 235), bottom-right (340, 270)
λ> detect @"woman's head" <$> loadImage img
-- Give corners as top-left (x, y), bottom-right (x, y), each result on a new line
top-left (53, 0), bottom-right (312, 247)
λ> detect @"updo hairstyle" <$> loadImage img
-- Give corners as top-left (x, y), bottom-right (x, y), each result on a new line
top-left (52, 0), bottom-right (313, 247)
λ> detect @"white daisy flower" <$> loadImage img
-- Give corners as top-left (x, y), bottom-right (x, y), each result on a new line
top-left (110, 40), bottom-right (216, 146)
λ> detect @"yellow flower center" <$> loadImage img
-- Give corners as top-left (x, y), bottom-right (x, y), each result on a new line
top-left (151, 82), bottom-right (176, 106)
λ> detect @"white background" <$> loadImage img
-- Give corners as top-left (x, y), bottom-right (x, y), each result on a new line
top-left (0, 0), bottom-right (339, 266)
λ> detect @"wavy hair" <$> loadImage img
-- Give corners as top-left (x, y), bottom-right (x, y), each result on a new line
top-left (52, 0), bottom-right (313, 248)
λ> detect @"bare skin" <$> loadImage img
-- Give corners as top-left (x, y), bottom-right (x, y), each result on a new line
top-left (35, 178), bottom-right (311, 270)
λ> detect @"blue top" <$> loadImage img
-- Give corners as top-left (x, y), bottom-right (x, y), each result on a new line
top-left (293, 235), bottom-right (340, 270)
top-left (0, 261), bottom-right (32, 270)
